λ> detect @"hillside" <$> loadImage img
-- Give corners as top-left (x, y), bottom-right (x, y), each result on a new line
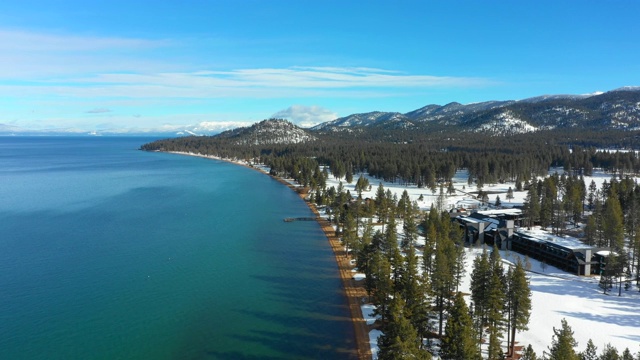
top-left (312, 88), bottom-right (640, 136)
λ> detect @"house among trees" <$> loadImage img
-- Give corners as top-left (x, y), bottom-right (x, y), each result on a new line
top-left (456, 208), bottom-right (524, 247)
top-left (456, 209), bottom-right (609, 276)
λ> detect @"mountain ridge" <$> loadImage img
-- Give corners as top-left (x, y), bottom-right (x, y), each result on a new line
top-left (312, 88), bottom-right (640, 136)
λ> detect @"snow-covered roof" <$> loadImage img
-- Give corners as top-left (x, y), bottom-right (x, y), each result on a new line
top-left (458, 213), bottom-right (500, 233)
top-left (477, 208), bottom-right (522, 216)
top-left (515, 227), bottom-right (593, 250)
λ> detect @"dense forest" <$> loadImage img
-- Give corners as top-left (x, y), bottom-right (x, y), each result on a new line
top-left (142, 126), bottom-right (640, 187)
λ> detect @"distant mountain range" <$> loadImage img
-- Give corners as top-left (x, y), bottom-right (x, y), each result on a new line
top-left (311, 87), bottom-right (640, 136)
top-left (2, 86), bottom-right (639, 137)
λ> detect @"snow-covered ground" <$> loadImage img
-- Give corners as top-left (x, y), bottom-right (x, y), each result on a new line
top-left (460, 248), bottom-right (640, 356)
top-left (323, 167), bottom-right (640, 358)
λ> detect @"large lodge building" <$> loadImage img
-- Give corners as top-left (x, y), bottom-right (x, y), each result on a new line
top-left (454, 209), bottom-right (610, 276)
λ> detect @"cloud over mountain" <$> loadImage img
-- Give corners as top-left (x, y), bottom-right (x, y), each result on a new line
top-left (271, 105), bottom-right (338, 128)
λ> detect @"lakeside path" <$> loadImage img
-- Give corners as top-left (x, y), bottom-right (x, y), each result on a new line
top-left (165, 152), bottom-right (371, 360)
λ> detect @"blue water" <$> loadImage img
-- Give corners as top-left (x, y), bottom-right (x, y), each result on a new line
top-left (0, 137), bottom-right (354, 359)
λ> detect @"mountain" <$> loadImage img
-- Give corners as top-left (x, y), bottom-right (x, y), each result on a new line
top-left (311, 111), bottom-right (414, 131)
top-left (309, 88), bottom-right (640, 136)
top-left (215, 119), bottom-right (316, 145)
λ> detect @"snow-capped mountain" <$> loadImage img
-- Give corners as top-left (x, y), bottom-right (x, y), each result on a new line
top-left (310, 87), bottom-right (640, 136)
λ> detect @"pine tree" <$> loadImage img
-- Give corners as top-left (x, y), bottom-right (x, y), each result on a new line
top-left (355, 219), bottom-right (374, 273)
top-left (345, 166), bottom-right (354, 184)
top-left (507, 259), bottom-right (532, 357)
top-left (377, 297), bottom-right (431, 360)
top-left (441, 292), bottom-right (480, 360)
top-left (588, 180), bottom-right (598, 210)
top-left (546, 318), bottom-right (579, 360)
top-left (579, 338), bottom-right (598, 360)
top-left (383, 212), bottom-right (399, 256)
top-left (367, 247), bottom-right (393, 322)
top-left (507, 186), bottom-right (514, 202)
top-left (524, 184), bottom-right (540, 228)
top-left (599, 343), bottom-right (620, 360)
top-left (401, 244), bottom-right (431, 341)
top-left (355, 174), bottom-right (370, 197)
top-left (540, 177), bottom-right (557, 230)
top-left (422, 205), bottom-right (439, 276)
top-left (486, 247), bottom-right (506, 360)
top-left (470, 249), bottom-right (492, 345)
top-left (375, 183), bottom-right (388, 226)
top-left (402, 206), bottom-right (419, 249)
top-left (585, 215), bottom-right (598, 246)
top-left (342, 211), bottom-right (358, 257)
top-left (435, 185), bottom-right (446, 213)
top-left (398, 189), bottom-right (412, 220)
top-left (450, 226), bottom-right (466, 292)
top-left (520, 344), bottom-right (538, 360)
top-left (603, 190), bottom-right (625, 250)
top-left (432, 236), bottom-right (454, 337)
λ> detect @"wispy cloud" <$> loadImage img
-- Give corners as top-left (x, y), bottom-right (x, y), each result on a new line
top-left (0, 28), bottom-right (493, 97)
top-left (0, 67), bottom-right (493, 100)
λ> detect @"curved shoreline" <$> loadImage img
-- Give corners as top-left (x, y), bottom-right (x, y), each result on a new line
top-left (166, 152), bottom-right (371, 360)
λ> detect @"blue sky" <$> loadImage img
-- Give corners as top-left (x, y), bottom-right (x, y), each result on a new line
top-left (1, 1), bottom-right (639, 133)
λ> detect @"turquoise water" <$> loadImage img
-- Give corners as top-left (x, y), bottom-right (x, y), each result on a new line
top-left (0, 137), bottom-right (354, 359)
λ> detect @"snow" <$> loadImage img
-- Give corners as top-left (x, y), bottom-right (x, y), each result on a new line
top-left (324, 168), bottom-right (530, 213)
top-left (490, 250), bottom-right (640, 356)
top-left (369, 330), bottom-right (382, 360)
top-left (361, 304), bottom-right (379, 325)
top-left (517, 227), bottom-right (592, 250)
top-left (475, 111), bottom-right (538, 135)
top-left (324, 167), bottom-right (640, 358)
top-left (352, 273), bottom-right (366, 281)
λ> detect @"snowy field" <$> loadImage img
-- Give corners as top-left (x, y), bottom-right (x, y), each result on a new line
top-left (321, 168), bottom-right (640, 358)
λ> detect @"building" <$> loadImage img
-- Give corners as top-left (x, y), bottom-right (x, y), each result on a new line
top-left (455, 209), bottom-right (607, 276)
top-left (510, 228), bottom-right (606, 276)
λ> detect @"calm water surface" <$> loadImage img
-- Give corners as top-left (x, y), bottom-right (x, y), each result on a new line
top-left (0, 137), bottom-right (354, 359)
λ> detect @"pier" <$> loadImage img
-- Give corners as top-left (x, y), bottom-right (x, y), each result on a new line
top-left (283, 217), bottom-right (319, 222)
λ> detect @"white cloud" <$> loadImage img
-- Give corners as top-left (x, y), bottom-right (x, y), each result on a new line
top-left (271, 105), bottom-right (338, 127)
top-left (0, 67), bottom-right (492, 101)
top-left (0, 28), bottom-right (493, 98)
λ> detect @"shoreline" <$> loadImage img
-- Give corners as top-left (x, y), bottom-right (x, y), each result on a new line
top-left (166, 151), bottom-right (371, 360)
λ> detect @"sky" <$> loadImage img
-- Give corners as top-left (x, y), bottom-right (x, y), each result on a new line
top-left (1, 0), bottom-right (639, 134)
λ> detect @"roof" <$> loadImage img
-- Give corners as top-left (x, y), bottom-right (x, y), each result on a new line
top-left (515, 227), bottom-right (593, 251)
top-left (477, 208), bottom-right (523, 216)
top-left (458, 213), bottom-right (500, 231)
